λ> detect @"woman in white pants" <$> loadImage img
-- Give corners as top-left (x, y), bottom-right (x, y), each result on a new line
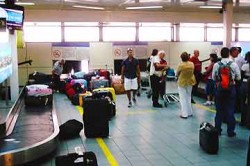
top-left (176, 52), bottom-right (196, 119)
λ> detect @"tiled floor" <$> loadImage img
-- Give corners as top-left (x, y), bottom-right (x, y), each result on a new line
top-left (42, 91), bottom-right (248, 166)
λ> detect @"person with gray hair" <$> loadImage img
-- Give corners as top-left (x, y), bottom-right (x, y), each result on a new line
top-left (150, 50), bottom-right (168, 108)
top-left (52, 59), bottom-right (65, 91)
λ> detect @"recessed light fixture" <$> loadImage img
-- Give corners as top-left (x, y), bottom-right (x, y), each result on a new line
top-left (126, 6), bottom-right (163, 10)
top-left (73, 5), bottom-right (104, 10)
top-left (199, 6), bottom-right (221, 9)
top-left (15, 2), bottom-right (35, 5)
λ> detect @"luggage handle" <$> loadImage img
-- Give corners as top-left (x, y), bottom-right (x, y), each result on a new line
top-left (200, 122), bottom-right (208, 130)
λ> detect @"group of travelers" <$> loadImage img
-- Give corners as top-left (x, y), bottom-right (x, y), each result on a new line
top-left (120, 46), bottom-right (249, 138)
top-left (52, 45), bottom-right (249, 138)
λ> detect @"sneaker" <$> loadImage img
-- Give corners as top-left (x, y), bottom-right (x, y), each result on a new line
top-left (228, 132), bottom-right (236, 137)
top-left (128, 102), bottom-right (132, 108)
top-left (203, 101), bottom-right (211, 106)
top-left (153, 103), bottom-right (163, 108)
top-left (210, 101), bottom-right (215, 105)
top-left (179, 115), bottom-right (188, 119)
top-left (132, 97), bottom-right (136, 103)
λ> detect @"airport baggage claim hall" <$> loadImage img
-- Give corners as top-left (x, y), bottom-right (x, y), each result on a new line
top-left (1, 0), bottom-right (250, 165)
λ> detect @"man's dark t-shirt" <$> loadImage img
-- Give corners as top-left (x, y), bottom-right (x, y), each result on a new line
top-left (122, 57), bottom-right (139, 79)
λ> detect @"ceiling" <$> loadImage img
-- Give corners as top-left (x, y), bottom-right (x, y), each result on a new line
top-left (9, 0), bottom-right (250, 11)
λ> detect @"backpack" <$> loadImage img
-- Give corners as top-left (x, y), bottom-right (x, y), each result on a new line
top-left (216, 61), bottom-right (234, 91)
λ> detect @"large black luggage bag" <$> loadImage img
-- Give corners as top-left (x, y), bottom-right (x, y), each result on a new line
top-left (92, 90), bottom-right (115, 119)
top-left (199, 122), bottom-right (219, 154)
top-left (83, 98), bottom-right (110, 138)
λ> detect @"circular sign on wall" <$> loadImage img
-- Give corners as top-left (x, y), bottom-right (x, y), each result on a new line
top-left (114, 49), bottom-right (122, 57)
top-left (52, 50), bottom-right (61, 59)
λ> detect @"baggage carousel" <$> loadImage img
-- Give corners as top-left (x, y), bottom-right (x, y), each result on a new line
top-left (0, 89), bottom-right (59, 165)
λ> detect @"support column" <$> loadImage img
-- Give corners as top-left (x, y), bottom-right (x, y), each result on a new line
top-left (223, 0), bottom-right (233, 47)
top-left (10, 30), bottom-right (19, 101)
top-left (175, 23), bottom-right (180, 42)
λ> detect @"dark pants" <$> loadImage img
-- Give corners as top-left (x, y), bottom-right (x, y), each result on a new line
top-left (52, 74), bottom-right (60, 91)
top-left (215, 87), bottom-right (236, 135)
top-left (235, 83), bottom-right (241, 113)
top-left (159, 81), bottom-right (166, 98)
top-left (240, 82), bottom-right (248, 125)
top-left (192, 71), bottom-right (202, 96)
top-left (150, 75), bottom-right (161, 104)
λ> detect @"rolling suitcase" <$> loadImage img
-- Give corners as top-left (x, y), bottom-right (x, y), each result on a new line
top-left (71, 91), bottom-right (92, 106)
top-left (92, 89), bottom-right (116, 118)
top-left (199, 122), bottom-right (219, 154)
top-left (83, 98), bottom-right (110, 138)
top-left (93, 87), bottom-right (116, 102)
top-left (90, 79), bottom-right (109, 90)
top-left (70, 79), bottom-right (88, 89)
top-left (99, 69), bottom-right (110, 80)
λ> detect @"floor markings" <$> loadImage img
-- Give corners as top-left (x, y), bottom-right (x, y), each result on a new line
top-left (75, 106), bottom-right (118, 166)
top-left (195, 104), bottom-right (241, 122)
top-left (96, 138), bottom-right (119, 166)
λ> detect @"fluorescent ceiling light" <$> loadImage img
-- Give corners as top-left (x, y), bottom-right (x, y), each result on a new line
top-left (126, 6), bottom-right (163, 10)
top-left (73, 5), bottom-right (104, 10)
top-left (199, 6), bottom-right (221, 9)
top-left (0, 2), bottom-right (4, 4)
top-left (15, 2), bottom-right (35, 5)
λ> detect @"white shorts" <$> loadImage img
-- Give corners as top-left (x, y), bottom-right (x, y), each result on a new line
top-left (124, 78), bottom-right (138, 91)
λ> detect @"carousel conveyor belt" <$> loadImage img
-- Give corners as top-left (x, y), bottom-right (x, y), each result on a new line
top-left (0, 90), bottom-right (59, 166)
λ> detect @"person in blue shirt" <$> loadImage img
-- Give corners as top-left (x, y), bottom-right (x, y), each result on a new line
top-left (212, 47), bottom-right (241, 137)
top-left (121, 48), bottom-right (141, 108)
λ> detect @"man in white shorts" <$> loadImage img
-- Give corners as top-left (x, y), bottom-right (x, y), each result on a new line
top-left (121, 48), bottom-right (141, 107)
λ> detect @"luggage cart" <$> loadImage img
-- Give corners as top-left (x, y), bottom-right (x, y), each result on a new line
top-left (163, 76), bottom-right (180, 107)
top-left (139, 72), bottom-right (151, 97)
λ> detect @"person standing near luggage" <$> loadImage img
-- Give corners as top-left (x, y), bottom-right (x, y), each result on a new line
top-left (203, 53), bottom-right (218, 106)
top-left (150, 50), bottom-right (168, 108)
top-left (121, 48), bottom-right (141, 108)
top-left (240, 52), bottom-right (250, 126)
top-left (176, 52), bottom-right (196, 119)
top-left (52, 59), bottom-right (65, 91)
top-left (189, 50), bottom-right (202, 104)
top-left (230, 47), bottom-right (241, 113)
top-left (212, 47), bottom-right (241, 137)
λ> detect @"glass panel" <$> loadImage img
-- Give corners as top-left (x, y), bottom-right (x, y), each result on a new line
top-left (23, 22), bottom-right (61, 42)
top-left (180, 27), bottom-right (204, 41)
top-left (64, 27), bottom-right (99, 41)
top-left (139, 27), bottom-right (171, 41)
top-left (207, 28), bottom-right (223, 41)
top-left (238, 28), bottom-right (250, 41)
top-left (103, 27), bottom-right (136, 41)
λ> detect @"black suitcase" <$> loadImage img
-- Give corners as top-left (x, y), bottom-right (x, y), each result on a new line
top-left (25, 94), bottom-right (53, 106)
top-left (92, 90), bottom-right (115, 119)
top-left (28, 72), bottom-right (52, 85)
top-left (83, 98), bottom-right (110, 138)
top-left (55, 151), bottom-right (98, 166)
top-left (199, 122), bottom-right (219, 154)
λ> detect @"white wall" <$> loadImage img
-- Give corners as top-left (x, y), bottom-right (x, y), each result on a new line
top-left (17, 41), bottom-right (218, 86)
